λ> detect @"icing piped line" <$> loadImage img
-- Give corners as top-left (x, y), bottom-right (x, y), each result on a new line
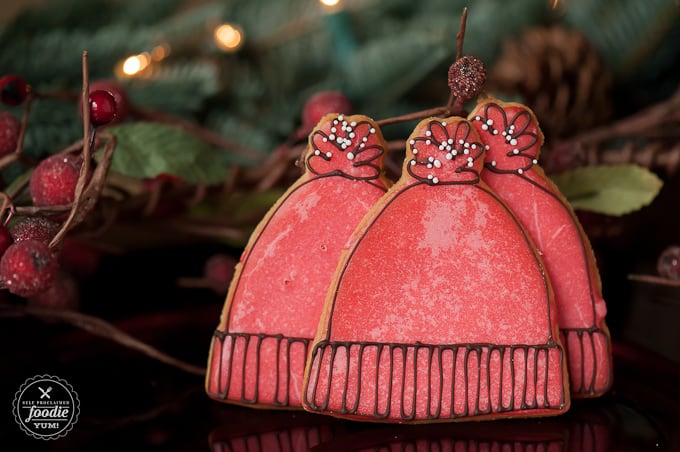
top-left (306, 114), bottom-right (385, 181)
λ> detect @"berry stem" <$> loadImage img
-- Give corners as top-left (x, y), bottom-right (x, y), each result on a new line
top-left (0, 304), bottom-right (206, 376)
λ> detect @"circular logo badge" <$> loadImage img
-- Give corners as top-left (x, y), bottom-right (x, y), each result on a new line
top-left (13, 375), bottom-right (80, 440)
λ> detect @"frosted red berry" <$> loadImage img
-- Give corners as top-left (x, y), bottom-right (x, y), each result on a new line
top-left (9, 216), bottom-right (61, 244)
top-left (0, 74), bottom-right (29, 106)
top-left (0, 239), bottom-right (58, 297)
top-left (302, 91), bottom-right (354, 130)
top-left (204, 253), bottom-right (236, 294)
top-left (0, 225), bottom-right (12, 257)
top-left (88, 90), bottom-right (117, 126)
top-left (0, 111), bottom-right (20, 156)
top-left (28, 270), bottom-right (80, 310)
top-left (29, 153), bottom-right (83, 207)
top-left (448, 55), bottom-right (487, 102)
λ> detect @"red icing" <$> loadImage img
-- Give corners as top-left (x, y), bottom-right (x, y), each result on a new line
top-left (470, 100), bottom-right (612, 398)
top-left (303, 117), bottom-right (568, 422)
top-left (206, 114), bottom-right (388, 408)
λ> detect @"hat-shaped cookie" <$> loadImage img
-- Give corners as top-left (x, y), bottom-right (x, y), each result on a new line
top-left (206, 114), bottom-right (390, 408)
top-left (469, 99), bottom-right (612, 398)
top-left (303, 116), bottom-right (569, 422)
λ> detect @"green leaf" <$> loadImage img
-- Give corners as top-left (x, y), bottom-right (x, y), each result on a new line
top-left (550, 164), bottom-right (663, 216)
top-left (106, 122), bottom-right (232, 184)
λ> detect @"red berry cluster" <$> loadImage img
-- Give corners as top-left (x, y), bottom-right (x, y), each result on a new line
top-left (0, 74), bottom-right (123, 306)
top-left (0, 216), bottom-right (101, 307)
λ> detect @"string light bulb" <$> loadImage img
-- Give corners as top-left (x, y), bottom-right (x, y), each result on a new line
top-left (320, 0), bottom-right (341, 7)
top-left (214, 23), bottom-right (244, 52)
top-left (121, 53), bottom-right (151, 77)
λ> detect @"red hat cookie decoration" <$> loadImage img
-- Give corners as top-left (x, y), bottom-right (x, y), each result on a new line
top-left (302, 117), bottom-right (569, 422)
top-left (469, 99), bottom-right (613, 398)
top-left (206, 114), bottom-right (390, 409)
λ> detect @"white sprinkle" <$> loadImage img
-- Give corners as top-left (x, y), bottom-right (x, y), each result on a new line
top-left (486, 119), bottom-right (493, 126)
top-left (428, 156), bottom-right (434, 162)
top-left (513, 149), bottom-right (519, 155)
top-left (439, 144), bottom-right (445, 151)
top-left (412, 148), bottom-right (418, 154)
top-left (425, 140), bottom-right (431, 145)
top-left (341, 125), bottom-right (346, 132)
top-left (458, 139), bottom-right (464, 144)
top-left (506, 135), bottom-right (512, 141)
top-left (510, 139), bottom-right (517, 146)
top-left (322, 137), bottom-right (328, 143)
top-left (427, 174), bottom-right (433, 180)
top-left (491, 160), bottom-right (497, 166)
top-left (533, 159), bottom-right (538, 164)
top-left (350, 121), bottom-right (356, 127)
top-left (341, 143), bottom-right (348, 149)
top-left (502, 131), bottom-right (507, 136)
top-left (452, 150), bottom-right (458, 156)
top-left (463, 149), bottom-right (470, 155)
top-left (409, 139), bottom-right (415, 145)
top-left (517, 168), bottom-right (524, 174)
top-left (441, 121), bottom-right (447, 126)
top-left (447, 138), bottom-right (454, 144)
top-left (467, 157), bottom-right (473, 162)
top-left (349, 132), bottom-right (355, 138)
top-left (347, 127), bottom-right (353, 132)
top-left (510, 125), bottom-right (515, 130)
top-left (360, 143), bottom-right (365, 148)
top-left (467, 161), bottom-right (474, 167)
top-left (493, 130), bottom-right (498, 135)
top-left (475, 116), bottom-right (481, 121)
top-left (410, 160), bottom-right (416, 165)
top-left (464, 142), bottom-right (470, 148)
top-left (326, 152), bottom-right (332, 158)
top-left (432, 177), bottom-right (439, 184)
top-left (314, 150), bottom-right (320, 155)
top-left (445, 153), bottom-right (453, 160)
top-left (433, 159), bottom-right (442, 168)
top-left (471, 144), bottom-right (477, 149)
top-left (347, 152), bottom-right (355, 160)
top-left (427, 163), bottom-right (433, 169)
top-left (426, 131), bottom-right (432, 137)
top-left (446, 145), bottom-right (452, 151)
top-left (485, 145), bottom-right (490, 150)
top-left (370, 127), bottom-right (375, 134)
top-left (338, 115), bottom-right (344, 121)
top-left (329, 134), bottom-right (335, 140)
top-left (481, 124), bottom-right (489, 131)
top-left (333, 120), bottom-right (338, 125)
top-left (362, 137), bottom-right (368, 143)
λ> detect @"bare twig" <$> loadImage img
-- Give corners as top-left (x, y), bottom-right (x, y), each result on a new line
top-left (0, 305), bottom-right (206, 376)
top-left (130, 105), bottom-right (268, 164)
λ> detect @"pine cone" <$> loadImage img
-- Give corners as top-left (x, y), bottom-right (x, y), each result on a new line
top-left (488, 26), bottom-right (613, 143)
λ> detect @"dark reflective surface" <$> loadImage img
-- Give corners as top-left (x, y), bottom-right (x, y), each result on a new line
top-left (1, 245), bottom-right (678, 451)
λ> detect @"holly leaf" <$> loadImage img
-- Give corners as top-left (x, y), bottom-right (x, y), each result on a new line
top-left (106, 122), bottom-right (233, 184)
top-left (550, 164), bottom-right (663, 216)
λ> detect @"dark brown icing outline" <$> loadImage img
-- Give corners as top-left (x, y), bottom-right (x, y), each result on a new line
top-left (209, 331), bottom-right (310, 407)
top-left (304, 181), bottom-right (566, 421)
top-left (473, 101), bottom-right (612, 397)
top-left (306, 116), bottom-right (385, 184)
top-left (406, 120), bottom-right (484, 185)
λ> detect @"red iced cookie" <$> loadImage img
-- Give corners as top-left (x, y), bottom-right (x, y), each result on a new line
top-left (206, 114), bottom-right (390, 408)
top-left (303, 117), bottom-right (569, 422)
top-left (469, 99), bottom-right (613, 398)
